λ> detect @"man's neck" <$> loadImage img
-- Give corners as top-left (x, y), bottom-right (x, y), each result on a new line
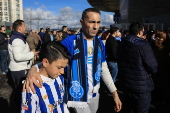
top-left (112, 34), bottom-right (116, 37)
top-left (16, 30), bottom-right (23, 34)
top-left (82, 31), bottom-right (94, 40)
top-left (137, 34), bottom-right (142, 38)
top-left (84, 36), bottom-right (94, 40)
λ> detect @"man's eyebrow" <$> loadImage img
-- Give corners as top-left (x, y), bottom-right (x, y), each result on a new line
top-left (89, 21), bottom-right (101, 23)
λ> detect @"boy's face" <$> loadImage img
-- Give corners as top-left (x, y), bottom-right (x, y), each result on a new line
top-left (43, 58), bottom-right (68, 78)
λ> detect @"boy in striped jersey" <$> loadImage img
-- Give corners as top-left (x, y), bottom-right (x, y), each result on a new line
top-left (21, 41), bottom-right (71, 113)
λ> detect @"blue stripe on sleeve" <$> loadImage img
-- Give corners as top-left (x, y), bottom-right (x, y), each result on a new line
top-left (35, 86), bottom-right (48, 113)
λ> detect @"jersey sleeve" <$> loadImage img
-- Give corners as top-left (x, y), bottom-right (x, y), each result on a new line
top-left (21, 91), bottom-right (39, 113)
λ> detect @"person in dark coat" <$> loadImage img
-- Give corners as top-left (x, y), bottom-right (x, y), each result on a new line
top-left (0, 26), bottom-right (9, 74)
top-left (38, 28), bottom-right (44, 44)
top-left (43, 27), bottom-right (51, 44)
top-left (105, 27), bottom-right (120, 82)
top-left (61, 25), bottom-right (68, 40)
top-left (117, 22), bottom-right (158, 113)
top-left (151, 30), bottom-right (170, 105)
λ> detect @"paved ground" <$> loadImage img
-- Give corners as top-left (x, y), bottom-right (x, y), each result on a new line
top-left (0, 71), bottom-right (17, 113)
top-left (0, 71), bottom-right (169, 113)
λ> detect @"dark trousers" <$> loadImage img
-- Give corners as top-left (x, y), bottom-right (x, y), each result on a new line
top-left (11, 70), bottom-right (28, 111)
top-left (121, 91), bottom-right (151, 113)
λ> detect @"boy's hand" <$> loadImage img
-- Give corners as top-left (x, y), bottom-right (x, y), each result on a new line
top-left (22, 67), bottom-right (43, 94)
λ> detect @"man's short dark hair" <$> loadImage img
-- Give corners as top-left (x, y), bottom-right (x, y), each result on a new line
top-left (97, 30), bottom-right (102, 35)
top-left (40, 41), bottom-right (71, 64)
top-left (102, 26), bottom-right (106, 30)
top-left (129, 22), bottom-right (144, 35)
top-left (110, 27), bottom-right (119, 34)
top-left (0, 26), bottom-right (5, 30)
top-left (12, 19), bottom-right (24, 31)
top-left (62, 26), bottom-right (67, 30)
top-left (81, 8), bottom-right (101, 20)
top-left (46, 27), bottom-right (50, 32)
top-left (40, 28), bottom-right (44, 32)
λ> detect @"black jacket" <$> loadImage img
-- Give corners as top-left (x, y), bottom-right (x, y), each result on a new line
top-left (62, 31), bottom-right (68, 40)
top-left (117, 35), bottom-right (158, 93)
top-left (0, 32), bottom-right (8, 50)
top-left (43, 32), bottom-right (51, 44)
top-left (105, 35), bottom-right (119, 62)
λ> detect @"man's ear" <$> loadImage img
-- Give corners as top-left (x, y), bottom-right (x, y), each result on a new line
top-left (42, 58), bottom-right (49, 67)
top-left (17, 26), bottom-right (21, 32)
top-left (80, 19), bottom-right (83, 25)
top-left (138, 30), bottom-right (143, 37)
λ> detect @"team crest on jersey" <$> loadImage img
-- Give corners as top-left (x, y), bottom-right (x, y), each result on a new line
top-left (48, 99), bottom-right (63, 112)
top-left (69, 81), bottom-right (84, 99)
top-left (22, 99), bottom-right (28, 110)
top-left (43, 94), bottom-right (48, 99)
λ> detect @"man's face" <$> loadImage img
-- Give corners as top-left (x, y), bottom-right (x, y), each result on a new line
top-left (115, 30), bottom-right (120, 37)
top-left (41, 29), bottom-right (44, 32)
top-left (0, 27), bottom-right (6, 33)
top-left (19, 22), bottom-right (27, 34)
top-left (64, 27), bottom-right (68, 32)
top-left (80, 12), bottom-right (101, 39)
top-left (139, 28), bottom-right (144, 38)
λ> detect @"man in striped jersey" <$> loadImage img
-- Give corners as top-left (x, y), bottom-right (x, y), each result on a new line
top-left (21, 41), bottom-right (71, 113)
top-left (24, 8), bottom-right (122, 113)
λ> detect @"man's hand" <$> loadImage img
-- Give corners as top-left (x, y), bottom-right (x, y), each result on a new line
top-left (32, 51), bottom-right (40, 56)
top-left (23, 67), bottom-right (42, 94)
top-left (112, 91), bottom-right (122, 112)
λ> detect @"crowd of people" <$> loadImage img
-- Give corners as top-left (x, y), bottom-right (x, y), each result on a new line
top-left (0, 7), bottom-right (170, 113)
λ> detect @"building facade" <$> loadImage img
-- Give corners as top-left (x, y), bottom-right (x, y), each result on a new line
top-left (88, 0), bottom-right (170, 30)
top-left (0, 0), bottom-right (23, 26)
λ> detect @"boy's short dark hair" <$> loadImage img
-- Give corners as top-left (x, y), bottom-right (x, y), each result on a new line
top-left (40, 41), bottom-right (71, 64)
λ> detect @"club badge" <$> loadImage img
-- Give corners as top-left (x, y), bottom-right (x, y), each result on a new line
top-left (69, 81), bottom-right (84, 99)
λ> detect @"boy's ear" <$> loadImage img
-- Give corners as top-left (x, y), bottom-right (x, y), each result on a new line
top-left (42, 58), bottom-right (49, 67)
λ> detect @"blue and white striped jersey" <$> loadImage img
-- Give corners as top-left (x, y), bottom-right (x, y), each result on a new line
top-left (21, 75), bottom-right (69, 113)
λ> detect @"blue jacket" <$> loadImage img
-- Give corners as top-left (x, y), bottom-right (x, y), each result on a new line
top-left (117, 35), bottom-right (158, 93)
top-left (38, 32), bottom-right (44, 44)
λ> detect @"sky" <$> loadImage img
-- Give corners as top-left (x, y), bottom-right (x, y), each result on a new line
top-left (23, 0), bottom-right (115, 30)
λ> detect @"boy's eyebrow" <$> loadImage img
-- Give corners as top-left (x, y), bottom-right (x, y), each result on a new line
top-left (58, 66), bottom-right (66, 68)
